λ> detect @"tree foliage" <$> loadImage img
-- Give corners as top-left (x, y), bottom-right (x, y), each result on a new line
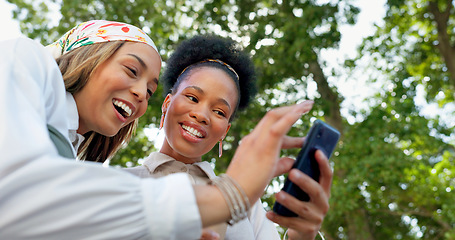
top-left (7, 0), bottom-right (454, 238)
top-left (347, 0), bottom-right (455, 239)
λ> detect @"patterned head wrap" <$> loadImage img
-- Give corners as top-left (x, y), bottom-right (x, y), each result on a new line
top-left (46, 20), bottom-right (159, 59)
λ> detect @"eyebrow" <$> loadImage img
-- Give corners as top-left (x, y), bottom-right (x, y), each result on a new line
top-left (128, 53), bottom-right (159, 85)
top-left (185, 86), bottom-right (231, 110)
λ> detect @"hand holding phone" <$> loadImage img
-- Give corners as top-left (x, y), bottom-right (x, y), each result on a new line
top-left (273, 119), bottom-right (340, 217)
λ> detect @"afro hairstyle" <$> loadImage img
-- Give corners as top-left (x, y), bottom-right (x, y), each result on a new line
top-left (160, 34), bottom-right (257, 112)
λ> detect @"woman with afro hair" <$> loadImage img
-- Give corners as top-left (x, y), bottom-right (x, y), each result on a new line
top-left (125, 35), bottom-right (281, 239)
top-left (125, 35), bottom-right (331, 240)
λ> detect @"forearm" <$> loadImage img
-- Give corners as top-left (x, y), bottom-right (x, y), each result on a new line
top-left (193, 184), bottom-right (231, 227)
top-left (0, 159), bottom-right (202, 239)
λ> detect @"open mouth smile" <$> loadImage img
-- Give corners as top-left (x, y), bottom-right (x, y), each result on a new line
top-left (113, 99), bottom-right (133, 118)
top-left (181, 124), bottom-right (204, 138)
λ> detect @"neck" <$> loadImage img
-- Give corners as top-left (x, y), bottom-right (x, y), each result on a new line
top-left (159, 139), bottom-right (202, 164)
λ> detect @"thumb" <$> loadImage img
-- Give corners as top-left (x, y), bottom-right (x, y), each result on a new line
top-left (273, 157), bottom-right (295, 177)
top-left (200, 229), bottom-right (220, 240)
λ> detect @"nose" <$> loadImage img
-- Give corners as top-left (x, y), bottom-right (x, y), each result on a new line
top-left (130, 80), bottom-right (148, 102)
top-left (189, 106), bottom-right (210, 125)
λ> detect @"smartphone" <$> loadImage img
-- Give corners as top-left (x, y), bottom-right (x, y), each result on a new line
top-left (273, 119), bottom-right (340, 217)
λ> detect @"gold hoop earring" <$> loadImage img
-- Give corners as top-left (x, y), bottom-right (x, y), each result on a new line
top-left (159, 113), bottom-right (165, 129)
top-left (218, 140), bottom-right (223, 158)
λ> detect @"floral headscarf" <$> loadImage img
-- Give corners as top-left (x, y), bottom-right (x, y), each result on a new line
top-left (46, 20), bottom-right (159, 59)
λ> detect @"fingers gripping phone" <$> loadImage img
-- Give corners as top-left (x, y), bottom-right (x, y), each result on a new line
top-left (273, 119), bottom-right (340, 217)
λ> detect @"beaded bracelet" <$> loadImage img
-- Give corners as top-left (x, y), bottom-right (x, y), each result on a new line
top-left (211, 174), bottom-right (251, 225)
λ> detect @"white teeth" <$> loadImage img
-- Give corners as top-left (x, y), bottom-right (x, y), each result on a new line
top-left (112, 100), bottom-right (132, 117)
top-left (182, 125), bottom-right (203, 138)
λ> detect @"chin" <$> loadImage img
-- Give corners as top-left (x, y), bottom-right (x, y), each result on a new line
top-left (183, 149), bottom-right (210, 159)
top-left (99, 128), bottom-right (121, 137)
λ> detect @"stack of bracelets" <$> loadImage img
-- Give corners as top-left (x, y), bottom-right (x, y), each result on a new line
top-left (210, 174), bottom-right (251, 225)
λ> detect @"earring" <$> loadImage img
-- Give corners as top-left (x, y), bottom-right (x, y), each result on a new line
top-left (159, 113), bottom-right (165, 129)
top-left (219, 140), bottom-right (223, 158)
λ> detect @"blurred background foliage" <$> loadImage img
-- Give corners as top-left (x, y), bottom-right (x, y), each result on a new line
top-left (7, 0), bottom-right (454, 238)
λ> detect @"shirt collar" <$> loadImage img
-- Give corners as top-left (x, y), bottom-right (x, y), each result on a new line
top-left (142, 152), bottom-right (176, 173)
top-left (142, 152), bottom-right (217, 179)
top-left (193, 161), bottom-right (217, 179)
top-left (66, 92), bottom-right (84, 151)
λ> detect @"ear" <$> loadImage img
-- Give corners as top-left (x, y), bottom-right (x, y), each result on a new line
top-left (222, 123), bottom-right (231, 140)
top-left (161, 94), bottom-right (172, 114)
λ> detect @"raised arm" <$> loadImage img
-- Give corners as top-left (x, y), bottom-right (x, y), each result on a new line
top-left (194, 101), bottom-right (314, 227)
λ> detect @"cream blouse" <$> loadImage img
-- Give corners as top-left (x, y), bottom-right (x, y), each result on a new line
top-left (124, 152), bottom-right (281, 240)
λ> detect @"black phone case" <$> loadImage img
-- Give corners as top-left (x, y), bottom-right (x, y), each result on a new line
top-left (273, 119), bottom-right (340, 217)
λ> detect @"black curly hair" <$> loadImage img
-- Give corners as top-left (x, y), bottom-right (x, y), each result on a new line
top-left (160, 35), bottom-right (257, 121)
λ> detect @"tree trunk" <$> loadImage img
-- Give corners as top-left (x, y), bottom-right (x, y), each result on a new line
top-left (428, 0), bottom-right (455, 92)
top-left (309, 54), bottom-right (376, 240)
top-left (308, 56), bottom-right (344, 135)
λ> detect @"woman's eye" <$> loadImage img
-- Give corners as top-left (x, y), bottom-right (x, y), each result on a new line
top-left (214, 110), bottom-right (226, 117)
top-left (147, 89), bottom-right (153, 97)
top-left (126, 67), bottom-right (137, 76)
top-left (187, 95), bottom-right (198, 103)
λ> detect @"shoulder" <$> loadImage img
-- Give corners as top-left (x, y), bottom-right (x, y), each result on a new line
top-left (123, 152), bottom-right (176, 178)
top-left (1, 37), bottom-right (48, 61)
top-left (1, 37), bottom-right (61, 85)
top-left (122, 165), bottom-right (151, 178)
top-left (0, 37), bottom-right (41, 49)
top-left (0, 36), bottom-right (65, 99)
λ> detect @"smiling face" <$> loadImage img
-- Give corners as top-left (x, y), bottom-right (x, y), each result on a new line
top-left (74, 42), bottom-right (161, 136)
top-left (160, 67), bottom-right (239, 163)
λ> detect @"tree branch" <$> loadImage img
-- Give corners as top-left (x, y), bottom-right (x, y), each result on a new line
top-left (308, 51), bottom-right (344, 135)
top-left (378, 207), bottom-right (452, 232)
top-left (428, 0), bottom-right (455, 89)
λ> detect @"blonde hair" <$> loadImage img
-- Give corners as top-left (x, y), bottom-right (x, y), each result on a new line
top-left (56, 41), bottom-right (137, 162)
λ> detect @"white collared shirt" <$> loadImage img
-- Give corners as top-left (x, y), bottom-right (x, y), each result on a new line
top-left (65, 92), bottom-right (85, 151)
top-left (0, 37), bottom-right (202, 239)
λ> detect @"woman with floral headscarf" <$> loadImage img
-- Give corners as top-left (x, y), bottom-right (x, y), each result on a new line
top-left (0, 20), bottom-right (330, 240)
top-left (43, 20), bottom-right (163, 162)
